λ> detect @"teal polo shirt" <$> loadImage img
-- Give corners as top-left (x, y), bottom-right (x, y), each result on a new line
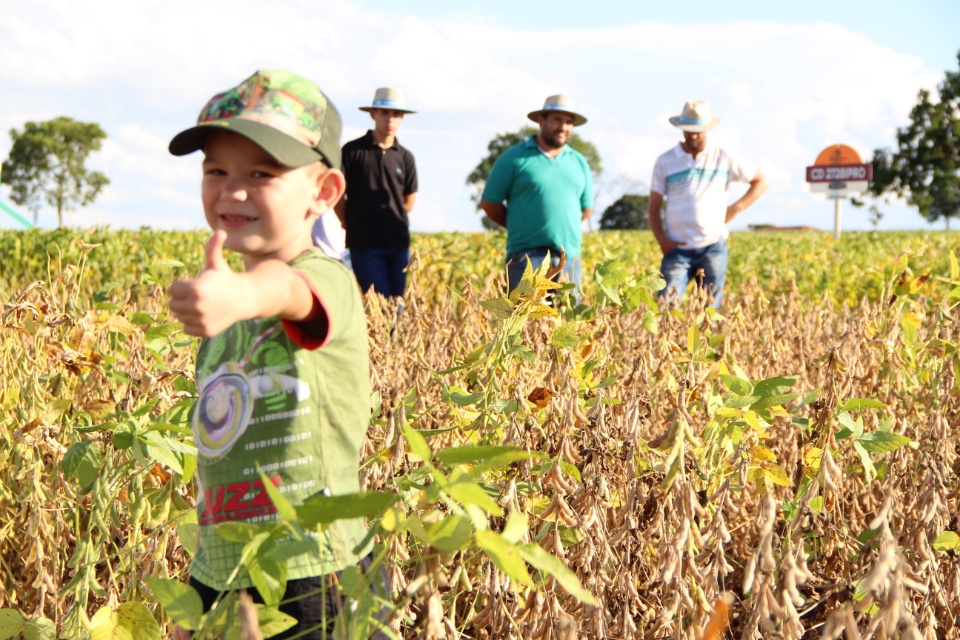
top-left (482, 136), bottom-right (594, 258)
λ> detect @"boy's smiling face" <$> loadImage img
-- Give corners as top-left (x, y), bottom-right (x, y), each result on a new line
top-left (201, 130), bottom-right (342, 268)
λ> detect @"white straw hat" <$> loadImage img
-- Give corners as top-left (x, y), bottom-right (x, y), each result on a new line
top-left (359, 87), bottom-right (416, 114)
top-left (668, 100), bottom-right (720, 132)
top-left (527, 94), bottom-right (587, 126)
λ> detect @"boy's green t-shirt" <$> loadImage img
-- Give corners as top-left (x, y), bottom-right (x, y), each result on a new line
top-left (189, 248), bottom-right (371, 591)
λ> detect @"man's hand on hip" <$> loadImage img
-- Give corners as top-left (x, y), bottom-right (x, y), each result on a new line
top-left (658, 238), bottom-right (682, 255)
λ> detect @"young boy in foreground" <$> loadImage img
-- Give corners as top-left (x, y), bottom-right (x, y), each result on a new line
top-left (167, 70), bottom-right (383, 639)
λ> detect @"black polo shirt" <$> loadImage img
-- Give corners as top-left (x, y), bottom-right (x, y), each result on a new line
top-left (341, 131), bottom-right (418, 250)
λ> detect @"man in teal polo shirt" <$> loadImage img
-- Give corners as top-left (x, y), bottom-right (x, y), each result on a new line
top-left (480, 94), bottom-right (594, 295)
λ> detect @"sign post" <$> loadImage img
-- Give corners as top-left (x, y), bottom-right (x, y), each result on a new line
top-left (805, 145), bottom-right (872, 239)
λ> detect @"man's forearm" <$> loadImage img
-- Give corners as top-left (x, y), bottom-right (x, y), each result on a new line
top-left (648, 204), bottom-right (668, 245)
top-left (479, 200), bottom-right (507, 227)
top-left (334, 199), bottom-right (347, 227)
top-left (403, 192), bottom-right (417, 213)
top-left (726, 172), bottom-right (768, 222)
top-left (647, 191), bottom-right (670, 247)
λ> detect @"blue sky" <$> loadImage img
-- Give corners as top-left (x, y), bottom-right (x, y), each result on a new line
top-left (1, 0), bottom-right (958, 233)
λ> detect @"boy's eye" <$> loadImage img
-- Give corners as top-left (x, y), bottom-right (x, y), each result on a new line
top-left (204, 168), bottom-right (226, 176)
top-left (252, 170), bottom-right (276, 178)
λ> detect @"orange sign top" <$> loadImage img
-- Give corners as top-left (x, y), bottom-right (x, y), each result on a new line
top-left (814, 144), bottom-right (862, 166)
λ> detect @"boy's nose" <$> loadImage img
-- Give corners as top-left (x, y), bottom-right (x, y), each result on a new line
top-left (222, 178), bottom-right (248, 200)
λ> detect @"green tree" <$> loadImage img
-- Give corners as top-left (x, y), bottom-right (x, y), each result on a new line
top-left (599, 194), bottom-right (652, 230)
top-left (859, 51), bottom-right (960, 228)
top-left (466, 125), bottom-right (602, 229)
top-left (1, 116), bottom-right (110, 228)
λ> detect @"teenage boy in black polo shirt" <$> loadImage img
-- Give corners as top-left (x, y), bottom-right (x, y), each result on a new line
top-left (335, 87), bottom-right (418, 298)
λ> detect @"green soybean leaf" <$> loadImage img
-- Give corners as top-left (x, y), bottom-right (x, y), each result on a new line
top-left (247, 539), bottom-right (287, 607)
top-left (853, 441), bottom-right (876, 483)
top-left (214, 521), bottom-right (263, 543)
top-left (402, 422), bottom-right (432, 462)
top-left (0, 610), bottom-right (24, 640)
top-left (549, 321), bottom-right (596, 348)
top-left (519, 543), bottom-right (597, 605)
top-left (719, 374), bottom-right (753, 396)
top-left (90, 602), bottom-right (160, 640)
top-left (933, 531), bottom-right (960, 552)
top-left (842, 398), bottom-right (887, 411)
top-left (22, 617), bottom-right (55, 640)
top-left (447, 391), bottom-right (485, 407)
top-left (837, 411), bottom-right (862, 440)
top-left (480, 297), bottom-right (514, 318)
top-left (145, 578), bottom-right (203, 631)
top-left (857, 431), bottom-right (913, 454)
top-left (475, 531), bottom-right (531, 586)
top-left (256, 607), bottom-right (298, 638)
top-left (750, 393), bottom-right (800, 411)
top-left (297, 492), bottom-right (399, 527)
top-left (61, 440), bottom-right (102, 492)
top-left (426, 515), bottom-right (474, 552)
top-left (448, 481), bottom-right (503, 516)
top-left (436, 445), bottom-right (525, 466)
top-left (753, 376), bottom-right (798, 398)
top-left (258, 468), bottom-right (296, 523)
top-left (723, 395), bottom-right (759, 409)
top-left (501, 511), bottom-right (529, 544)
top-left (149, 259), bottom-right (186, 271)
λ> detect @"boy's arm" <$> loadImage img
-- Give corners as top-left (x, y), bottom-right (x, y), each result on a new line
top-left (169, 231), bottom-right (320, 338)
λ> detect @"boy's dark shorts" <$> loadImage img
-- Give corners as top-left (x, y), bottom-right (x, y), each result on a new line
top-left (189, 554), bottom-right (391, 639)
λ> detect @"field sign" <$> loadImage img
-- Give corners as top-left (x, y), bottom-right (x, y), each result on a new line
top-left (806, 144), bottom-right (872, 239)
top-left (806, 164), bottom-right (873, 182)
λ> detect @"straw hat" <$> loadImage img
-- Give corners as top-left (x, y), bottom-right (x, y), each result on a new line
top-left (359, 87), bottom-right (416, 114)
top-left (527, 94), bottom-right (587, 126)
top-left (668, 100), bottom-right (720, 132)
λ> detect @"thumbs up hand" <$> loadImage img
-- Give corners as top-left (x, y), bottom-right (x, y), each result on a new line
top-left (203, 228), bottom-right (231, 272)
top-left (169, 230), bottom-right (251, 337)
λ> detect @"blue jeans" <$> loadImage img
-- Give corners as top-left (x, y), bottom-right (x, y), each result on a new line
top-left (351, 246), bottom-right (410, 297)
top-left (659, 238), bottom-right (728, 306)
top-left (506, 249), bottom-right (582, 299)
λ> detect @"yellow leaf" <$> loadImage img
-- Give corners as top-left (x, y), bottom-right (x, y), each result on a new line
top-left (528, 304), bottom-right (559, 318)
top-left (802, 446), bottom-right (823, 471)
top-left (749, 445), bottom-right (777, 462)
top-left (104, 314), bottom-right (138, 335)
top-left (762, 464), bottom-right (792, 487)
top-left (902, 312), bottom-right (922, 330)
top-left (767, 405), bottom-right (791, 418)
top-left (533, 277), bottom-right (563, 290)
top-left (715, 407), bottom-right (742, 418)
top-left (742, 411), bottom-right (762, 432)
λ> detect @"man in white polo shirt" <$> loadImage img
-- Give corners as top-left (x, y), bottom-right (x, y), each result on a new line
top-left (648, 100), bottom-right (767, 306)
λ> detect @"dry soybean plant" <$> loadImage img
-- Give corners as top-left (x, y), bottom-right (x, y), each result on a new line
top-left (358, 252), bottom-right (960, 639)
top-left (2, 232), bottom-right (960, 639)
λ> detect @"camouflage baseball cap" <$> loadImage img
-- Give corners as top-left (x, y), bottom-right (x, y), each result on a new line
top-left (169, 70), bottom-right (342, 169)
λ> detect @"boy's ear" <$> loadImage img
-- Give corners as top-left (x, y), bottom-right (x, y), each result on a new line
top-left (311, 168), bottom-right (346, 215)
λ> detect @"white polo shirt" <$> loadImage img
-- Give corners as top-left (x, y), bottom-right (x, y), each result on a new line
top-left (651, 142), bottom-right (756, 249)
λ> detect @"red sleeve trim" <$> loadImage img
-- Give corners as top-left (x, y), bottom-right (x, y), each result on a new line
top-left (281, 271), bottom-right (331, 350)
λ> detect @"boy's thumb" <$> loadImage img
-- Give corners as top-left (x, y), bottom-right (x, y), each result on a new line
top-left (204, 230), bottom-right (229, 271)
